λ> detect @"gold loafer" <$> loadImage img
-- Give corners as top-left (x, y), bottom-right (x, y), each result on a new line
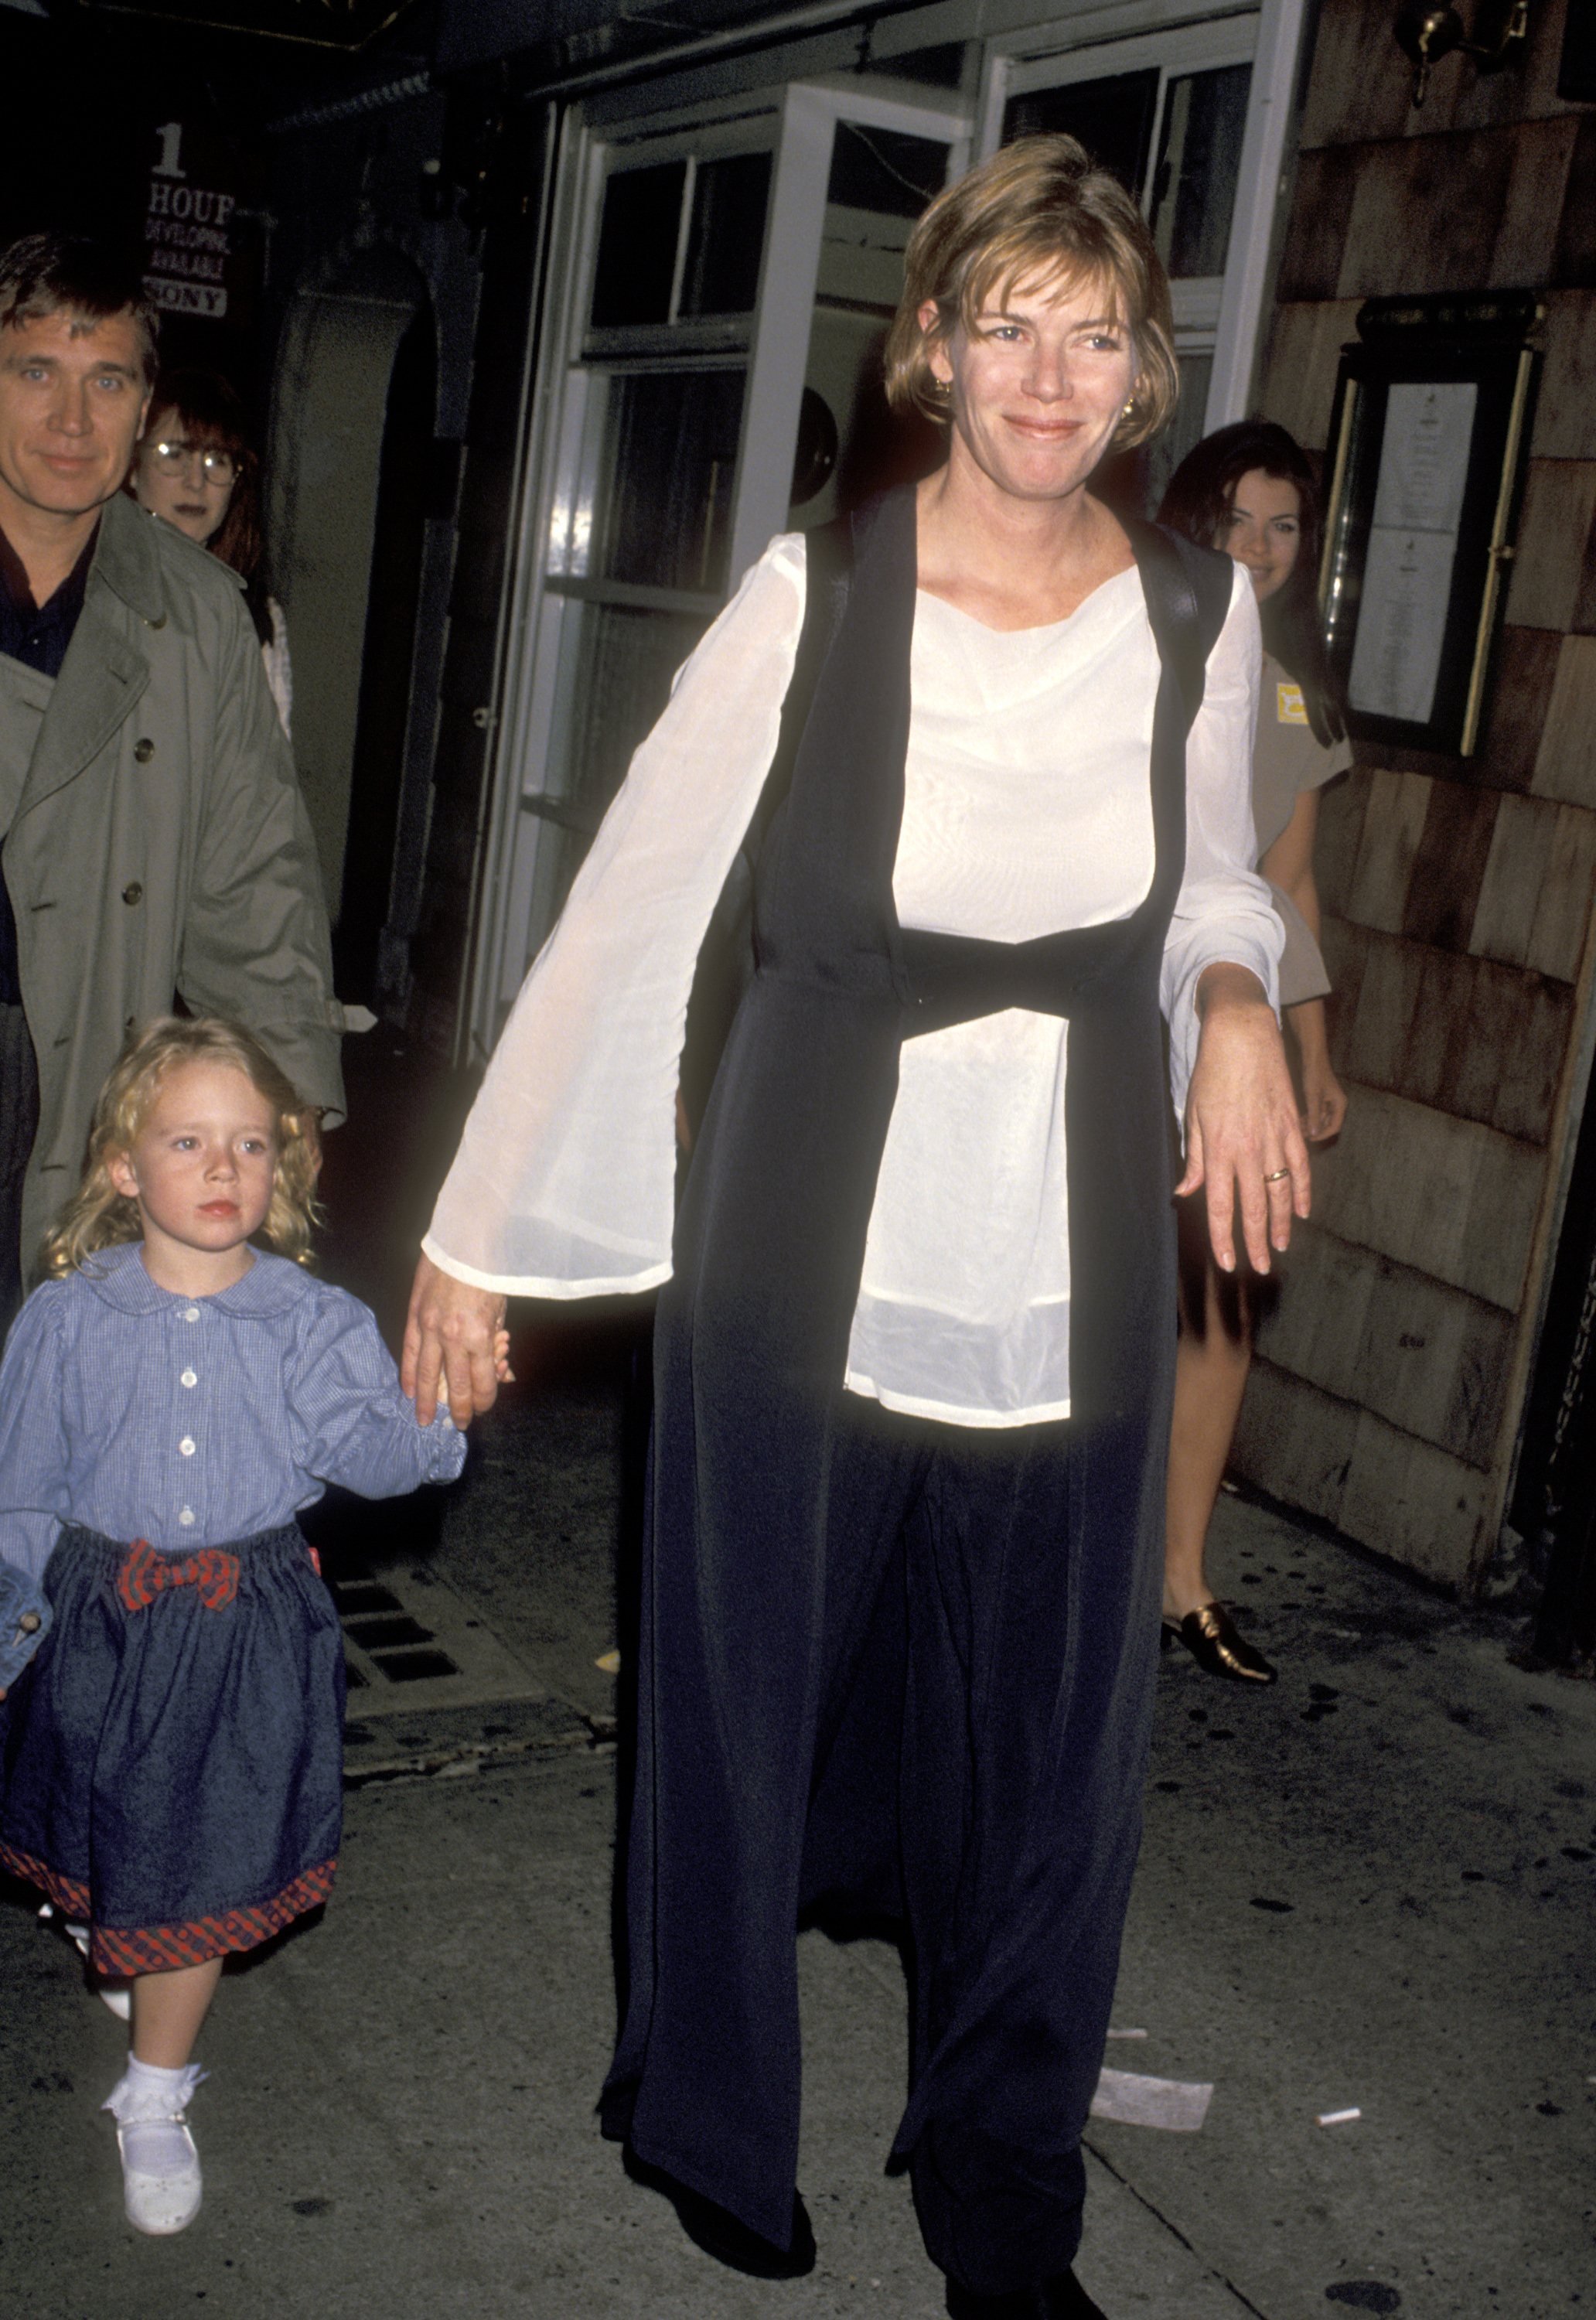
top-left (1163, 1601), bottom-right (1277, 1684)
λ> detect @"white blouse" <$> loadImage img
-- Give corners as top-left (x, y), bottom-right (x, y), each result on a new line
top-left (425, 532), bottom-right (1280, 1428)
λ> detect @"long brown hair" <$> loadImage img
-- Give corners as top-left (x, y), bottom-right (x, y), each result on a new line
top-left (137, 369), bottom-right (272, 642)
top-left (1158, 418), bottom-right (1346, 746)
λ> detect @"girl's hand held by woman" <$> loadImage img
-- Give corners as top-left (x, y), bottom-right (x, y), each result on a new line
top-left (1178, 962), bottom-right (1311, 1275)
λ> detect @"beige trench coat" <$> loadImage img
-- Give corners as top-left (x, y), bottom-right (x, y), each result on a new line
top-left (0, 491), bottom-right (345, 1266)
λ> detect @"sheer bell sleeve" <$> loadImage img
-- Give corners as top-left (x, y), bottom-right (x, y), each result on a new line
top-left (1161, 562), bottom-right (1284, 1128)
top-left (423, 534), bottom-right (807, 1296)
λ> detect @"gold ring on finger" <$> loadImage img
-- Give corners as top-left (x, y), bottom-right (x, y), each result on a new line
top-left (1264, 1167), bottom-right (1291, 1184)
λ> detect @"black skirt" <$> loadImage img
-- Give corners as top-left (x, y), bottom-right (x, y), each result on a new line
top-left (0, 1523), bottom-right (345, 1974)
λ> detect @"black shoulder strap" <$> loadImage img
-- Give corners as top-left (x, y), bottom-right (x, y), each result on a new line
top-left (677, 518), bottom-right (855, 1138)
top-left (745, 512), bottom-right (854, 864)
top-left (1129, 520), bottom-right (1234, 736)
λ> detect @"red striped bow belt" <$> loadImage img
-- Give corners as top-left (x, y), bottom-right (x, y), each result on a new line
top-left (117, 1539), bottom-right (240, 1612)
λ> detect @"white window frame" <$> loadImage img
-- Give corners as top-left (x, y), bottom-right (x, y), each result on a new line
top-left (467, 76), bottom-right (968, 1053)
top-left (974, 0), bottom-right (1310, 432)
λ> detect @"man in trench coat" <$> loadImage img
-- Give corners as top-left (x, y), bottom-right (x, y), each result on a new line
top-left (0, 232), bottom-right (343, 1314)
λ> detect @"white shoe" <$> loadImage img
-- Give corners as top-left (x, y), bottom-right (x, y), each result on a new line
top-left (102, 2065), bottom-right (206, 2235)
top-left (60, 1919), bottom-right (132, 2021)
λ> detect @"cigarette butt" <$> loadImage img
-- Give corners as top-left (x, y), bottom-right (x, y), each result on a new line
top-left (1106, 2027), bottom-right (1148, 2040)
top-left (1317, 2107), bottom-right (1361, 2126)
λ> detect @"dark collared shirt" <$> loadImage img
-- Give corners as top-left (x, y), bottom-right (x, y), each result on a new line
top-left (0, 520), bottom-right (96, 680)
top-left (0, 520), bottom-right (99, 1004)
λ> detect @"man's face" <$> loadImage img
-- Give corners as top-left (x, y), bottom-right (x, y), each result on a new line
top-left (0, 308), bottom-right (150, 530)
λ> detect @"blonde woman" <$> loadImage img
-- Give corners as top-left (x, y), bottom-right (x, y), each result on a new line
top-left (405, 138), bottom-right (1304, 2316)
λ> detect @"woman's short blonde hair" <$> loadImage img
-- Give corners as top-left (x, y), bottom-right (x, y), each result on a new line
top-left (885, 135), bottom-right (1179, 448)
top-left (43, 1015), bottom-right (322, 1278)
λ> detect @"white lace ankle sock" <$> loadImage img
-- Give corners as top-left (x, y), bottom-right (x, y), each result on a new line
top-left (104, 2058), bottom-right (206, 2178)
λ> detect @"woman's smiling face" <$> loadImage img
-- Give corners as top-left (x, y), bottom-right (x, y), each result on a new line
top-left (922, 272), bottom-right (1139, 508)
top-left (1223, 469), bottom-right (1303, 604)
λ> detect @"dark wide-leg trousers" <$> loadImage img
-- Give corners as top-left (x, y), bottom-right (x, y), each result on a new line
top-left (608, 1388), bottom-right (1162, 2298)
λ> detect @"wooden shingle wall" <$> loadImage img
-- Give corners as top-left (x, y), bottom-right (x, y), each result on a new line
top-left (1233, 0), bottom-right (1596, 1588)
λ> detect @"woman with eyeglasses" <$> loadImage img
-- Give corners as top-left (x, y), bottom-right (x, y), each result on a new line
top-left (129, 370), bottom-right (292, 736)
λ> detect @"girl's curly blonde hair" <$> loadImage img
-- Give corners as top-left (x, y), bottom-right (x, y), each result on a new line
top-left (43, 1016), bottom-right (322, 1278)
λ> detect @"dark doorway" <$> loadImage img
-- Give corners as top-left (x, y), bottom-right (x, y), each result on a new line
top-left (1509, 1059), bottom-right (1596, 1664)
top-left (336, 307), bottom-right (435, 1006)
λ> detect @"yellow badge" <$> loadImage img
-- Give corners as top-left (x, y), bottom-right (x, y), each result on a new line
top-left (1276, 681), bottom-right (1308, 726)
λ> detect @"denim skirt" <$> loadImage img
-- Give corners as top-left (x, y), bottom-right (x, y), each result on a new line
top-left (0, 1523), bottom-right (345, 1975)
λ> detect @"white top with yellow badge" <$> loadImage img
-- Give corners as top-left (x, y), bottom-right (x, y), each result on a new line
top-left (1251, 652), bottom-right (1352, 1008)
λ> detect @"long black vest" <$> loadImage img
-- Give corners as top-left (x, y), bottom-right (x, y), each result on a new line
top-left (605, 486), bottom-right (1233, 2230)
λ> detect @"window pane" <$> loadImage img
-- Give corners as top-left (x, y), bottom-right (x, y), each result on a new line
top-left (826, 122), bottom-right (949, 220)
top-left (591, 162), bottom-right (685, 328)
top-left (1096, 353), bottom-right (1213, 521)
top-left (1002, 71), bottom-right (1160, 200)
top-left (680, 152), bottom-right (772, 317)
top-left (595, 370), bottom-right (745, 592)
top-left (1151, 66), bottom-right (1250, 278)
top-left (537, 602), bottom-right (711, 924)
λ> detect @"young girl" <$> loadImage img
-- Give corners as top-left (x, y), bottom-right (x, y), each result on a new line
top-left (0, 1017), bottom-right (503, 2236)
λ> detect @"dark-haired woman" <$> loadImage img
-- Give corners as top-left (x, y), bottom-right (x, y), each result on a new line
top-left (130, 370), bottom-right (292, 735)
top-left (1158, 420), bottom-right (1351, 1684)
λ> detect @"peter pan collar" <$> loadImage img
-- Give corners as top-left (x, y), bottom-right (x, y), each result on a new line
top-left (81, 1240), bottom-right (313, 1317)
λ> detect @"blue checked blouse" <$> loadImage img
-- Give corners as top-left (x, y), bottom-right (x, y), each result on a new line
top-left (0, 1244), bottom-right (465, 1687)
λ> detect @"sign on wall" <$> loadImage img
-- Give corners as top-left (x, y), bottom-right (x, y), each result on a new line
top-left (137, 118), bottom-right (262, 336)
top-left (1318, 295), bottom-right (1540, 759)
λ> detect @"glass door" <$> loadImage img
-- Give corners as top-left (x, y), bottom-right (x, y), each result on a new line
top-left (469, 77), bottom-right (967, 1050)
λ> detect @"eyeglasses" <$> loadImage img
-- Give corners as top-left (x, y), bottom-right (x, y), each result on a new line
top-left (148, 440), bottom-right (238, 483)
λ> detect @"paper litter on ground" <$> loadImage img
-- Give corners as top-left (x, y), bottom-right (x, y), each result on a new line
top-left (1090, 2068), bottom-right (1212, 2131)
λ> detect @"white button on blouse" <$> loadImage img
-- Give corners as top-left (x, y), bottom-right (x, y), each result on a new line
top-left (179, 1438), bottom-right (196, 1456)
top-left (180, 1369), bottom-right (196, 1387)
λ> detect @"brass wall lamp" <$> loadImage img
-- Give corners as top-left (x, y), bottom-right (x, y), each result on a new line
top-left (1395, 1), bottom-right (1530, 106)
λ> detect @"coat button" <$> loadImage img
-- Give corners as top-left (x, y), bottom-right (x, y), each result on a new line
top-left (122, 882), bottom-right (143, 906)
top-left (134, 739), bottom-right (155, 763)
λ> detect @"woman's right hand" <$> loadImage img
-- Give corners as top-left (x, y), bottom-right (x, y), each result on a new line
top-left (402, 1251), bottom-right (510, 1428)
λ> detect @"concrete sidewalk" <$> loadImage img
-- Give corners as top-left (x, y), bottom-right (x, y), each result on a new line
top-left (3, 1361), bottom-right (1593, 2320)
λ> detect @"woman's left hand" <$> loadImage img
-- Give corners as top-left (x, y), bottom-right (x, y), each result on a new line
top-left (1177, 964), bottom-right (1311, 1274)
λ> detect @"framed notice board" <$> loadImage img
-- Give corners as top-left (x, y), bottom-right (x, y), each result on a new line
top-left (1318, 295), bottom-right (1539, 758)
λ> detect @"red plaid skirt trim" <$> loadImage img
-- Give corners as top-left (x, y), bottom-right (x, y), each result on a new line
top-left (0, 1841), bottom-right (336, 1973)
top-left (0, 1841), bottom-right (89, 1921)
